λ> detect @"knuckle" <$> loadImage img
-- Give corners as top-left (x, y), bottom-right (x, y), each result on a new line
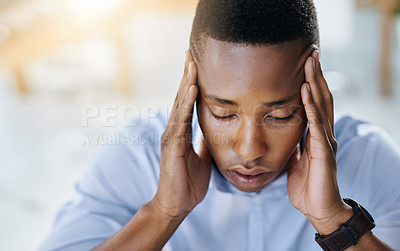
top-left (306, 107), bottom-right (323, 125)
top-left (183, 101), bottom-right (193, 112)
top-left (174, 113), bottom-right (179, 123)
top-left (175, 100), bottom-right (180, 111)
top-left (180, 103), bottom-right (193, 121)
top-left (315, 112), bottom-right (323, 124)
top-left (161, 133), bottom-right (170, 149)
top-left (179, 76), bottom-right (187, 89)
top-left (304, 103), bottom-right (317, 115)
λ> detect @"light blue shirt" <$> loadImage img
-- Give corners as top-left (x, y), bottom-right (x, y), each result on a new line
top-left (39, 113), bottom-right (400, 251)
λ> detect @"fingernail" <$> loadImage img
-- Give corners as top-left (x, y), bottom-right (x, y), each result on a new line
top-left (188, 62), bottom-right (192, 74)
top-left (316, 50), bottom-right (320, 62)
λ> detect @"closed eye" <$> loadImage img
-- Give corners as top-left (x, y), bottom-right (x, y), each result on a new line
top-left (211, 113), bottom-right (236, 120)
top-left (267, 113), bottom-right (294, 120)
top-left (265, 108), bottom-right (299, 121)
top-left (207, 105), bottom-right (236, 120)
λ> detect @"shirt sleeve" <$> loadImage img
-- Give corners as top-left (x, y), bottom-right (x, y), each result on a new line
top-left (364, 127), bottom-right (400, 249)
top-left (38, 126), bottom-right (161, 251)
top-left (335, 116), bottom-right (400, 249)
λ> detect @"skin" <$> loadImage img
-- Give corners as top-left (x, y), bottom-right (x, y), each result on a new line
top-left (195, 38), bottom-right (310, 193)
top-left (94, 38), bottom-right (394, 250)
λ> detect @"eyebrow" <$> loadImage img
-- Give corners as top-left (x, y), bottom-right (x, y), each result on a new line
top-left (262, 94), bottom-right (298, 107)
top-left (205, 94), bottom-right (298, 107)
top-left (206, 95), bottom-right (237, 105)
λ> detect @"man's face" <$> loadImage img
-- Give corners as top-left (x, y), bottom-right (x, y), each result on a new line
top-left (195, 38), bottom-right (315, 193)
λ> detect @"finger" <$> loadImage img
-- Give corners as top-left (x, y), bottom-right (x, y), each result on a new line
top-left (311, 51), bottom-right (337, 153)
top-left (167, 55), bottom-right (196, 130)
top-left (178, 51), bottom-right (191, 101)
top-left (304, 55), bottom-right (336, 152)
top-left (301, 83), bottom-right (332, 152)
top-left (169, 51), bottom-right (190, 120)
top-left (162, 85), bottom-right (197, 152)
top-left (312, 51), bottom-right (334, 126)
top-left (187, 50), bottom-right (194, 64)
top-left (305, 56), bottom-right (324, 114)
top-left (178, 60), bottom-right (197, 106)
top-left (184, 50), bottom-right (190, 76)
top-left (198, 136), bottom-right (212, 165)
top-left (174, 85), bottom-right (198, 145)
top-left (163, 54), bottom-right (196, 149)
top-left (179, 62), bottom-right (198, 122)
top-left (177, 51), bottom-right (194, 101)
top-left (181, 50), bottom-right (194, 89)
top-left (183, 61), bottom-right (199, 146)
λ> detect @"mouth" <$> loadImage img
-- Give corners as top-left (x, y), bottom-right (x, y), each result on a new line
top-left (224, 166), bottom-right (274, 192)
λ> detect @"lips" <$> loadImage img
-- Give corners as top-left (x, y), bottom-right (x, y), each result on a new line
top-left (224, 166), bottom-right (274, 192)
top-left (231, 166), bottom-right (269, 176)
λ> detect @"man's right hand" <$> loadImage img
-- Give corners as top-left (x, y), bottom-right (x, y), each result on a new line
top-left (94, 52), bottom-right (212, 251)
top-left (151, 50), bottom-right (212, 220)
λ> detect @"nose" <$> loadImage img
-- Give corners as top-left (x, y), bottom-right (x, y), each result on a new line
top-left (233, 119), bottom-right (268, 162)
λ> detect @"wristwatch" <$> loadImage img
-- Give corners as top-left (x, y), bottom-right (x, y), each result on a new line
top-left (315, 198), bottom-right (376, 251)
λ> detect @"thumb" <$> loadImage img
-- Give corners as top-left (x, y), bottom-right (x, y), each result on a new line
top-left (301, 82), bottom-right (329, 146)
top-left (198, 136), bottom-right (211, 165)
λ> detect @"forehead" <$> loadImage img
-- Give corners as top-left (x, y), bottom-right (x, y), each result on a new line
top-left (195, 38), bottom-right (314, 102)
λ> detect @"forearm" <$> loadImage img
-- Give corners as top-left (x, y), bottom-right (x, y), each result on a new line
top-left (345, 231), bottom-right (394, 251)
top-left (93, 200), bottom-right (186, 251)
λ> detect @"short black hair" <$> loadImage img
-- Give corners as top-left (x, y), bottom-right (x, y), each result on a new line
top-left (190, 0), bottom-right (319, 58)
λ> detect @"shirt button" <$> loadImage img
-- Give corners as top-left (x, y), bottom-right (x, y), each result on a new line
top-left (254, 197), bottom-right (261, 205)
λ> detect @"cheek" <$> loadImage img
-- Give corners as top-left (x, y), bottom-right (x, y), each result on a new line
top-left (265, 113), bottom-right (307, 163)
top-left (269, 125), bottom-right (305, 150)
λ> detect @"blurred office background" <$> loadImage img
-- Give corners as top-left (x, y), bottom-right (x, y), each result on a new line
top-left (0, 0), bottom-right (399, 250)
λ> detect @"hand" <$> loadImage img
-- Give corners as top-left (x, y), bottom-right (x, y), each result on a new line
top-left (151, 51), bottom-right (212, 219)
top-left (286, 51), bottom-right (353, 234)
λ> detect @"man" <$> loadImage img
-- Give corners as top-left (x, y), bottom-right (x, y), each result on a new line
top-left (40, 0), bottom-right (400, 250)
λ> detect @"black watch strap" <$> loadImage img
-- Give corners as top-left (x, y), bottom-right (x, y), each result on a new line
top-left (315, 199), bottom-right (376, 251)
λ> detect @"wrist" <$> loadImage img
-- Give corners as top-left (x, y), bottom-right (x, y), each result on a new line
top-left (314, 198), bottom-right (377, 251)
top-left (146, 198), bottom-right (190, 223)
top-left (308, 201), bottom-right (354, 235)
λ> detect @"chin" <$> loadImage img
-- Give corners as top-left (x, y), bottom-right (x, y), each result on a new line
top-left (232, 183), bottom-right (268, 193)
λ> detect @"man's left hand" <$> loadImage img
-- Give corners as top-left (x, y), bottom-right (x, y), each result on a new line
top-left (286, 50), bottom-right (354, 235)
